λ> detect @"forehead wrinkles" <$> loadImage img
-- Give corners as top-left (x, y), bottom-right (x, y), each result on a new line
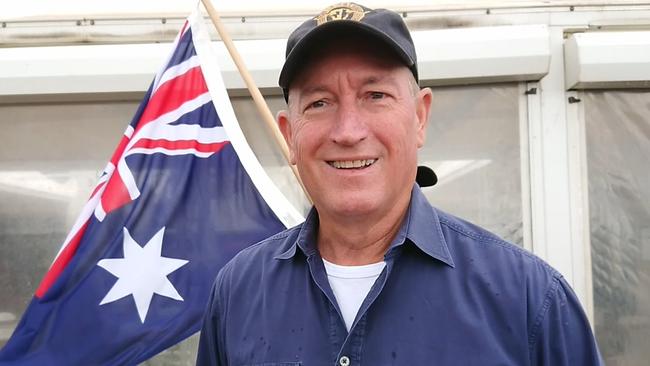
top-left (288, 36), bottom-right (406, 98)
top-left (303, 72), bottom-right (398, 97)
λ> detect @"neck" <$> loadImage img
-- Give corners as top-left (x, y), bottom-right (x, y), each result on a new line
top-left (316, 194), bottom-right (410, 266)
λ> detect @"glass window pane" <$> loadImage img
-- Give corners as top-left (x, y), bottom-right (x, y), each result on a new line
top-left (420, 84), bottom-right (524, 245)
top-left (585, 90), bottom-right (650, 366)
top-left (0, 100), bottom-right (136, 347)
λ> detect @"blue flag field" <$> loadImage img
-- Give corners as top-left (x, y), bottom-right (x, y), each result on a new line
top-left (0, 8), bottom-right (303, 365)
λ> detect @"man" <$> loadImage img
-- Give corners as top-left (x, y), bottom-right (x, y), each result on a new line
top-left (197, 3), bottom-right (602, 365)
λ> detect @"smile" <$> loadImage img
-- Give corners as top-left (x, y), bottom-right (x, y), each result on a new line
top-left (327, 159), bottom-right (376, 169)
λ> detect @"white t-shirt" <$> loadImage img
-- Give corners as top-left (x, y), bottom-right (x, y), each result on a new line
top-left (322, 258), bottom-right (386, 331)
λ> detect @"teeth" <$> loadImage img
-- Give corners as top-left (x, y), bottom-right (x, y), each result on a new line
top-left (330, 159), bottom-right (376, 169)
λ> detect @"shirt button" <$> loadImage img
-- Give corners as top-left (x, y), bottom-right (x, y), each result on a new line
top-left (339, 355), bottom-right (350, 366)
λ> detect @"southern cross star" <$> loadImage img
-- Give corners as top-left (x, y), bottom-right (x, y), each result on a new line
top-left (97, 226), bottom-right (189, 323)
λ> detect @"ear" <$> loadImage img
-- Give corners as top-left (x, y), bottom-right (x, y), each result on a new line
top-left (277, 110), bottom-right (297, 165)
top-left (414, 87), bottom-right (433, 148)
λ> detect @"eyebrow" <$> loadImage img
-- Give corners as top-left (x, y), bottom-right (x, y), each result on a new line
top-left (291, 72), bottom-right (403, 107)
top-left (300, 74), bottom-right (399, 96)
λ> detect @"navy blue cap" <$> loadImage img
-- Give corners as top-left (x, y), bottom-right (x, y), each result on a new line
top-left (279, 3), bottom-right (418, 101)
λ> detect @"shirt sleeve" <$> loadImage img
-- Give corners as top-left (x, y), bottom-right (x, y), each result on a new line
top-left (529, 276), bottom-right (603, 366)
top-left (196, 269), bottom-right (228, 366)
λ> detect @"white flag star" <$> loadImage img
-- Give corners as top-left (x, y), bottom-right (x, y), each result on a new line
top-left (97, 227), bottom-right (189, 323)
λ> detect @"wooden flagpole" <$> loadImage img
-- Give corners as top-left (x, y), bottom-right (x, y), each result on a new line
top-left (199, 0), bottom-right (310, 202)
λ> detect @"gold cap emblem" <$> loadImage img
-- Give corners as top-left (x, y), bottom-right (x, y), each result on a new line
top-left (315, 3), bottom-right (366, 26)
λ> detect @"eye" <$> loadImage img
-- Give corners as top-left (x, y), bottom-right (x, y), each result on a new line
top-left (303, 99), bottom-right (327, 113)
top-left (310, 100), bottom-right (326, 108)
top-left (369, 91), bottom-right (386, 100)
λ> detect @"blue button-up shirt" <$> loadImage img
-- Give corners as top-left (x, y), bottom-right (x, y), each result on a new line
top-left (197, 186), bottom-right (602, 365)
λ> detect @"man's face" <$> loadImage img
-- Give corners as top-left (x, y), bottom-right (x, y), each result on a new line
top-left (278, 43), bottom-right (432, 222)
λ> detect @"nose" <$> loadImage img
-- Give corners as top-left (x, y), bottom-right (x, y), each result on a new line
top-left (329, 100), bottom-right (368, 146)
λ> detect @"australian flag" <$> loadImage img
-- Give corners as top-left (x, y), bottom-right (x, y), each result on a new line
top-left (0, 8), bottom-right (303, 365)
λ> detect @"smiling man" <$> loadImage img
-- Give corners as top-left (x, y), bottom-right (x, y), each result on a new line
top-left (196, 3), bottom-right (602, 365)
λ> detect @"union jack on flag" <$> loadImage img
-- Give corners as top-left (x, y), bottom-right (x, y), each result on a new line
top-left (0, 8), bottom-right (303, 366)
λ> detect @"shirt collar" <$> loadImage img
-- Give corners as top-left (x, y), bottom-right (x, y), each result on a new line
top-left (390, 184), bottom-right (455, 267)
top-left (275, 184), bottom-right (455, 268)
top-left (274, 208), bottom-right (319, 260)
